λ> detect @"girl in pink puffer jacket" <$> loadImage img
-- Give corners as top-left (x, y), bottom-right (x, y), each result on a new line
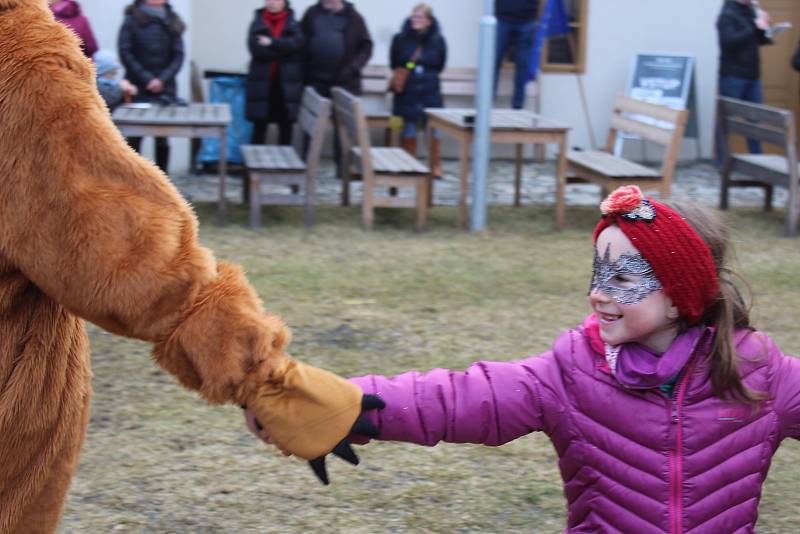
top-left (249, 186), bottom-right (800, 533)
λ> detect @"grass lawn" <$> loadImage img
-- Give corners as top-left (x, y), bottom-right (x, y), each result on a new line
top-left (61, 202), bottom-right (800, 533)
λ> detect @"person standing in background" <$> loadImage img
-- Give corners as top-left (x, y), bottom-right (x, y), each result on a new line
top-left (493, 0), bottom-right (539, 109)
top-left (301, 0), bottom-right (372, 177)
top-left (717, 0), bottom-right (772, 154)
top-left (49, 0), bottom-right (98, 59)
top-left (245, 0), bottom-right (305, 146)
top-left (300, 0), bottom-right (372, 98)
top-left (118, 0), bottom-right (186, 173)
top-left (390, 3), bottom-right (446, 178)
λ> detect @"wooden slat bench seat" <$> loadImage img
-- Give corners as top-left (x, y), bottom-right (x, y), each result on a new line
top-left (566, 150), bottom-right (660, 179)
top-left (242, 145), bottom-right (305, 172)
top-left (332, 88), bottom-right (432, 231)
top-left (351, 147), bottom-right (429, 174)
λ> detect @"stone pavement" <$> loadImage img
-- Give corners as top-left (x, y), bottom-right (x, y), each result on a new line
top-left (171, 158), bottom-right (786, 210)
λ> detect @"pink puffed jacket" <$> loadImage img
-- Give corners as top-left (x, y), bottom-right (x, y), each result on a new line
top-left (350, 324), bottom-right (800, 533)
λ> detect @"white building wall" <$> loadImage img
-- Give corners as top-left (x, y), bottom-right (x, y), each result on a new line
top-left (74, 0), bottom-right (721, 171)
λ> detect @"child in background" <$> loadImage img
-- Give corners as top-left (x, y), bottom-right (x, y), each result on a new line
top-left (251, 185), bottom-right (800, 533)
top-left (93, 50), bottom-right (137, 111)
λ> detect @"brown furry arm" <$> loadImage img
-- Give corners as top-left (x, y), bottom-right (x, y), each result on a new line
top-left (0, 9), bottom-right (362, 459)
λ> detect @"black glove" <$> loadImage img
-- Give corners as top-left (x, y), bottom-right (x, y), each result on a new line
top-left (308, 394), bottom-right (385, 485)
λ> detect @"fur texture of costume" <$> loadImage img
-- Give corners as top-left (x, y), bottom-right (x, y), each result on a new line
top-left (0, 2), bottom-right (360, 532)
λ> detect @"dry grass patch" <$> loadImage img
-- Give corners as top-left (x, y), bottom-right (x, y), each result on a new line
top-left (62, 204), bottom-right (800, 533)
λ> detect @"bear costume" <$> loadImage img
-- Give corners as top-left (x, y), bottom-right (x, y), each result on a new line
top-left (0, 2), bottom-right (361, 532)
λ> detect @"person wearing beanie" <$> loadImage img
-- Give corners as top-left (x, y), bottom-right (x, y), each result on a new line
top-left (49, 0), bottom-right (97, 58)
top-left (93, 49), bottom-right (138, 111)
top-left (250, 184), bottom-right (800, 531)
top-left (245, 0), bottom-right (305, 146)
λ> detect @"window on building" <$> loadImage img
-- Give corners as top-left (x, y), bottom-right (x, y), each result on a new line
top-left (542, 0), bottom-right (588, 74)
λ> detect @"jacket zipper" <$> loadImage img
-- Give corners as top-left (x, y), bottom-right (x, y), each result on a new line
top-left (668, 360), bottom-right (696, 534)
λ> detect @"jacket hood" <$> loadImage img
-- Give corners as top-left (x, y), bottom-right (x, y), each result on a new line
top-left (50, 0), bottom-right (80, 18)
top-left (125, 1), bottom-right (185, 34)
top-left (315, 0), bottom-right (354, 16)
top-left (400, 16), bottom-right (441, 40)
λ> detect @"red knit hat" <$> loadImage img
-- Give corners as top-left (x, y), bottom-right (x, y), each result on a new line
top-left (593, 186), bottom-right (719, 324)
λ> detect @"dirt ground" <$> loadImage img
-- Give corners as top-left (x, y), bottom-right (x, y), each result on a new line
top-left (60, 203), bottom-right (800, 533)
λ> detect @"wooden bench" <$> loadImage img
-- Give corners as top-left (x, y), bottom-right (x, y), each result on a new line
top-left (361, 65), bottom-right (540, 155)
top-left (240, 87), bottom-right (330, 228)
top-left (565, 95), bottom-right (688, 203)
top-left (717, 96), bottom-right (799, 236)
top-left (331, 88), bottom-right (431, 232)
top-left (362, 65), bottom-right (540, 105)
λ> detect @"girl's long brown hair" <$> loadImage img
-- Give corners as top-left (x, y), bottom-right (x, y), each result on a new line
top-left (662, 200), bottom-right (764, 403)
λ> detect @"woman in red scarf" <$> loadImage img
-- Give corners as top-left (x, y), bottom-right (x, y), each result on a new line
top-left (245, 0), bottom-right (305, 145)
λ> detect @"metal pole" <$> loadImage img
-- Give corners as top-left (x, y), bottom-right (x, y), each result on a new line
top-left (470, 0), bottom-right (496, 232)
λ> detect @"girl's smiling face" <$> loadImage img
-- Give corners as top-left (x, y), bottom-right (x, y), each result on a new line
top-left (589, 225), bottom-right (680, 353)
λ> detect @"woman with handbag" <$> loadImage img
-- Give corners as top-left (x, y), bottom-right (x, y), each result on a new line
top-left (390, 3), bottom-right (447, 177)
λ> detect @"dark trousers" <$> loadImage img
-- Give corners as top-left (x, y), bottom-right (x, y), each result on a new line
top-left (251, 120), bottom-right (292, 145)
top-left (128, 136), bottom-right (170, 173)
top-left (250, 82), bottom-right (293, 145)
top-left (718, 76), bottom-right (764, 156)
top-left (494, 19), bottom-right (537, 109)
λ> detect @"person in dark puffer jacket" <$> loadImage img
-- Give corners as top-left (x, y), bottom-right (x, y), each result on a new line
top-left (245, 0), bottom-right (305, 146)
top-left (300, 0), bottom-right (372, 177)
top-left (118, 0), bottom-right (186, 173)
top-left (300, 0), bottom-right (372, 97)
top-left (390, 3), bottom-right (446, 177)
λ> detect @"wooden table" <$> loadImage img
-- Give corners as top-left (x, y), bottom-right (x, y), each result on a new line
top-left (425, 108), bottom-right (571, 229)
top-left (113, 103), bottom-right (232, 223)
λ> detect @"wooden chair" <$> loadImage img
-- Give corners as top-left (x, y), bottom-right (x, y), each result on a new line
top-left (240, 87), bottom-right (330, 228)
top-left (565, 95), bottom-right (688, 211)
top-left (717, 96), bottom-right (799, 237)
top-left (331, 87), bottom-right (431, 232)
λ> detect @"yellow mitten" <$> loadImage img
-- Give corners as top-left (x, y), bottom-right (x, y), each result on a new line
top-left (245, 358), bottom-right (363, 460)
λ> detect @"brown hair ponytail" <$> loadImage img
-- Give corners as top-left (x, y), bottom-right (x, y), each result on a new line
top-left (662, 200), bottom-right (765, 403)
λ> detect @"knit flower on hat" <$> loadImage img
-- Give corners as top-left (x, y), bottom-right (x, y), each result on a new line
top-left (599, 185), bottom-right (656, 222)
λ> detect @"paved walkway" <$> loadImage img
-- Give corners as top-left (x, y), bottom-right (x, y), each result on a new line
top-left (171, 159), bottom-right (785, 209)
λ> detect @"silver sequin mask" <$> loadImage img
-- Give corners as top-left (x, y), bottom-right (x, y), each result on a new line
top-left (589, 244), bottom-right (663, 304)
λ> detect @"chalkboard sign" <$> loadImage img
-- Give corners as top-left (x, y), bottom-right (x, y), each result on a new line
top-left (615, 53), bottom-right (699, 157)
top-left (629, 53), bottom-right (694, 110)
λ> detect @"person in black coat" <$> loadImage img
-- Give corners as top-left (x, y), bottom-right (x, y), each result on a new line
top-left (300, 0), bottom-right (372, 97)
top-left (716, 0), bottom-right (772, 155)
top-left (118, 0), bottom-right (186, 173)
top-left (300, 0), bottom-right (372, 178)
top-left (390, 3), bottom-right (446, 177)
top-left (245, 0), bottom-right (305, 145)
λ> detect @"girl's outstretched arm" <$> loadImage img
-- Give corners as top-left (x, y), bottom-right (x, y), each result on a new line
top-left (349, 351), bottom-right (563, 447)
